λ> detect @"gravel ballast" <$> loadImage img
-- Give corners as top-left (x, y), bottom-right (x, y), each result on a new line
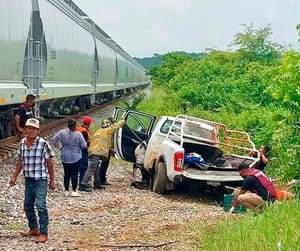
top-left (0, 108), bottom-right (227, 250)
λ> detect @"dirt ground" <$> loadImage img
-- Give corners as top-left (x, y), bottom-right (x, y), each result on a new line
top-left (0, 154), bottom-right (229, 251)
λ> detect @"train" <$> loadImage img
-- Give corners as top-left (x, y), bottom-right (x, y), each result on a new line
top-left (0, 0), bottom-right (150, 139)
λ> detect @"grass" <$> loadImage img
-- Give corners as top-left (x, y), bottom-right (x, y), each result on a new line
top-left (107, 207), bottom-right (119, 215)
top-left (0, 223), bottom-right (25, 231)
top-left (198, 200), bottom-right (300, 251)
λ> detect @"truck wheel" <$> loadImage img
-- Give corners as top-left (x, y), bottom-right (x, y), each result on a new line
top-left (152, 162), bottom-right (167, 194)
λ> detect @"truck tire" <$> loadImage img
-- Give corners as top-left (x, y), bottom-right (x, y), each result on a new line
top-left (152, 162), bottom-right (167, 194)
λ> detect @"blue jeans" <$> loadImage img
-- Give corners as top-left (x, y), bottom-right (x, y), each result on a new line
top-left (24, 179), bottom-right (48, 235)
top-left (79, 151), bottom-right (89, 184)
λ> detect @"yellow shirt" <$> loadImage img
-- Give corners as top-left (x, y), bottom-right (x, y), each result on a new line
top-left (88, 119), bottom-right (125, 158)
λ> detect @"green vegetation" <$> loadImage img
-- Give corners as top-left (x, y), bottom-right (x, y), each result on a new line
top-left (120, 93), bottom-right (146, 109)
top-left (137, 24), bottom-right (299, 182)
top-left (200, 201), bottom-right (300, 251)
top-left (134, 55), bottom-right (162, 70)
top-left (135, 52), bottom-right (204, 70)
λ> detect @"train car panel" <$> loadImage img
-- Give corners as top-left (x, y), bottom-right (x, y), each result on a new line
top-left (39, 0), bottom-right (94, 84)
top-left (116, 53), bottom-right (129, 84)
top-left (133, 66), bottom-right (140, 84)
top-left (96, 38), bottom-right (116, 85)
top-left (126, 63), bottom-right (135, 87)
top-left (39, 83), bottom-right (94, 100)
top-left (0, 0), bottom-right (31, 105)
top-left (0, 0), bottom-right (151, 139)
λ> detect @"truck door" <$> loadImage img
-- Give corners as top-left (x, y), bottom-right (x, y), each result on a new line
top-left (113, 108), bottom-right (156, 162)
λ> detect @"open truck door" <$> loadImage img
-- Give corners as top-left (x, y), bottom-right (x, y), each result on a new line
top-left (113, 108), bottom-right (156, 163)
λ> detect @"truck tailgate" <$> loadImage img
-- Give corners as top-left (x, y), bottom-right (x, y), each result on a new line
top-left (182, 168), bottom-right (243, 182)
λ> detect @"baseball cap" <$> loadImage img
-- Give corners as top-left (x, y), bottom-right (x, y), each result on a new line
top-left (83, 116), bottom-right (92, 125)
top-left (25, 118), bottom-right (40, 129)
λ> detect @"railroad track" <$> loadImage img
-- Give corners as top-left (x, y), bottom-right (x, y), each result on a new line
top-left (0, 102), bottom-right (117, 162)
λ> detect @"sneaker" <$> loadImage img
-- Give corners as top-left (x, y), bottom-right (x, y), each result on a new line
top-left (79, 184), bottom-right (92, 192)
top-left (64, 191), bottom-right (69, 197)
top-left (70, 191), bottom-right (80, 197)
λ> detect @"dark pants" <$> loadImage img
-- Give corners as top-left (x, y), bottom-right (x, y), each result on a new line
top-left (133, 163), bottom-right (151, 182)
top-left (82, 155), bottom-right (105, 187)
top-left (62, 161), bottom-right (80, 191)
top-left (99, 153), bottom-right (110, 183)
top-left (93, 155), bottom-right (109, 187)
top-left (79, 151), bottom-right (88, 184)
top-left (24, 179), bottom-right (48, 235)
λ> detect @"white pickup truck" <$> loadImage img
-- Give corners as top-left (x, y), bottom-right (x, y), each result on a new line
top-left (113, 109), bottom-right (260, 194)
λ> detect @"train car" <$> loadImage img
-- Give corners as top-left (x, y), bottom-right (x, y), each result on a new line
top-left (0, 0), bottom-right (150, 139)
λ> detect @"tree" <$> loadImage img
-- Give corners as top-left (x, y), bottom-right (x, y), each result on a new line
top-left (264, 48), bottom-right (300, 181)
top-left (149, 52), bottom-right (195, 88)
top-left (231, 24), bottom-right (282, 63)
top-left (269, 50), bottom-right (300, 111)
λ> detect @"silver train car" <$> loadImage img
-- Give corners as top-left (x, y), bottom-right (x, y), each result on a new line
top-left (0, 0), bottom-right (150, 139)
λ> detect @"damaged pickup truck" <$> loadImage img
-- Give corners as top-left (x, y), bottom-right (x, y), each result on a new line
top-left (113, 109), bottom-right (260, 194)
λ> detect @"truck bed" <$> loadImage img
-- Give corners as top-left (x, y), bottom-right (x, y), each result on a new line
top-left (182, 167), bottom-right (243, 182)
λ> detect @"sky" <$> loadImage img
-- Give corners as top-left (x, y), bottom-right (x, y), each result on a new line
top-left (72, 0), bottom-right (300, 58)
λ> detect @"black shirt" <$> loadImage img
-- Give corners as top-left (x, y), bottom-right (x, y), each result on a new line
top-left (16, 103), bottom-right (34, 128)
top-left (252, 152), bottom-right (269, 171)
top-left (242, 175), bottom-right (269, 200)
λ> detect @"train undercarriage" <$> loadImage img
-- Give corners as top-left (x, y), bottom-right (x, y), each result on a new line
top-left (0, 90), bottom-right (120, 140)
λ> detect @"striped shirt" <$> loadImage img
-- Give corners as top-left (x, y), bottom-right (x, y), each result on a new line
top-left (16, 137), bottom-right (55, 180)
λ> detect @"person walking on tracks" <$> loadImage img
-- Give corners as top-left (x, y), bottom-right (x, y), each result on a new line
top-left (80, 116), bottom-right (125, 192)
top-left (9, 118), bottom-right (55, 243)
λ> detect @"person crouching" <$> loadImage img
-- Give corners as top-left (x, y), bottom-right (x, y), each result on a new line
top-left (229, 163), bottom-right (276, 212)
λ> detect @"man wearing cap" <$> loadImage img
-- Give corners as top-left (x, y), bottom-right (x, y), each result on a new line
top-left (9, 118), bottom-right (55, 243)
top-left (77, 116), bottom-right (92, 184)
top-left (80, 117), bottom-right (125, 192)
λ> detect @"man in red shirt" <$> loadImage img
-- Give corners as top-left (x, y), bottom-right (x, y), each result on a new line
top-left (230, 163), bottom-right (276, 212)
